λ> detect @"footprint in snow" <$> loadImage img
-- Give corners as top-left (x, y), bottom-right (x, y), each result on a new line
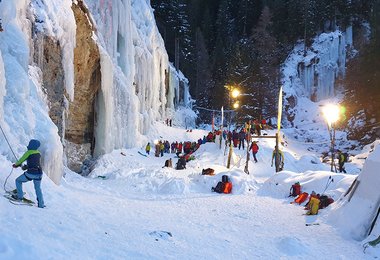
top-left (149, 231), bottom-right (173, 241)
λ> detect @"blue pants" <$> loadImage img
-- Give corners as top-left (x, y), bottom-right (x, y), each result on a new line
top-left (252, 152), bottom-right (258, 162)
top-left (16, 173), bottom-right (45, 208)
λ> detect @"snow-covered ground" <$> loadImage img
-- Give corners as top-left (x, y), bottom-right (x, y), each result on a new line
top-left (0, 123), bottom-right (378, 259)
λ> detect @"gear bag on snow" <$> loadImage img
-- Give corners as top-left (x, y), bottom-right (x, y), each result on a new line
top-left (319, 195), bottom-right (334, 209)
top-left (212, 175), bottom-right (232, 194)
top-left (222, 175), bottom-right (229, 183)
top-left (292, 192), bottom-right (309, 205)
top-left (289, 182), bottom-right (301, 197)
top-left (212, 182), bottom-right (224, 193)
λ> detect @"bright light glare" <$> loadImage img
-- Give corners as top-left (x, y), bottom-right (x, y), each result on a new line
top-left (231, 89), bottom-right (240, 98)
top-left (233, 102), bottom-right (240, 109)
top-left (322, 104), bottom-right (340, 127)
top-left (154, 139), bottom-right (159, 145)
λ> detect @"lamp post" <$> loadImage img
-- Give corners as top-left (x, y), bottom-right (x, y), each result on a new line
top-left (225, 86), bottom-right (240, 169)
top-left (322, 104), bottom-right (340, 172)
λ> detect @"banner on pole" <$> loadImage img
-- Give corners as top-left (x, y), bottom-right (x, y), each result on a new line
top-left (277, 86), bottom-right (283, 134)
top-left (221, 106), bottom-right (224, 129)
top-left (212, 112), bottom-right (215, 131)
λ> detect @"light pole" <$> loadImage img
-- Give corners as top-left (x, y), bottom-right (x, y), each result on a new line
top-left (225, 86), bottom-right (240, 169)
top-left (322, 104), bottom-right (340, 172)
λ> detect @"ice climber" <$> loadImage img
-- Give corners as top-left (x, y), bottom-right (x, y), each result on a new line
top-left (12, 139), bottom-right (45, 208)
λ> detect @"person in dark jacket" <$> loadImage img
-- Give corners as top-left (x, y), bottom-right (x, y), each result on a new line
top-left (12, 139), bottom-right (45, 208)
top-left (337, 150), bottom-right (347, 173)
top-left (238, 129), bottom-right (246, 150)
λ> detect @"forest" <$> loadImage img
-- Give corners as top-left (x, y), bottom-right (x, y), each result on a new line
top-left (151, 0), bottom-right (378, 130)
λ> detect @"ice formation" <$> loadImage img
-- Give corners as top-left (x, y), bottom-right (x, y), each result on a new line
top-left (0, 0), bottom-right (193, 183)
top-left (282, 27), bottom-right (353, 102)
top-left (85, 0), bottom-right (193, 154)
top-left (0, 0), bottom-right (65, 184)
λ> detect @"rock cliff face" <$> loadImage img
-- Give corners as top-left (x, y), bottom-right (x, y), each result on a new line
top-left (65, 1), bottom-right (101, 172)
top-left (33, 34), bottom-right (66, 138)
top-left (31, 1), bottom-right (100, 173)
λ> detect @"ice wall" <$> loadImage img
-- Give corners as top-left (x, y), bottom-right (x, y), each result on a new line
top-left (283, 27), bottom-right (353, 101)
top-left (0, 0), bottom-right (65, 184)
top-left (85, 0), bottom-right (192, 155)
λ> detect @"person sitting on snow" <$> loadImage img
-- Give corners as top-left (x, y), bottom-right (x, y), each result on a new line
top-left (12, 139), bottom-right (45, 208)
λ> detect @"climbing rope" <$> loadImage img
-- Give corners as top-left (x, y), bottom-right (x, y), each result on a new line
top-left (0, 123), bottom-right (19, 193)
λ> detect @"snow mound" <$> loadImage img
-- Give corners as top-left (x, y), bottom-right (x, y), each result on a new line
top-left (258, 170), bottom-right (355, 200)
top-left (276, 237), bottom-right (310, 256)
top-left (329, 142), bottom-right (380, 240)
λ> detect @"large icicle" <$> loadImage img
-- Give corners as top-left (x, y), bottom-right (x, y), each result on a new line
top-left (85, 0), bottom-right (192, 155)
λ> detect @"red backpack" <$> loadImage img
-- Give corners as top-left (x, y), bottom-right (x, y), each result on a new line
top-left (290, 182), bottom-right (301, 197)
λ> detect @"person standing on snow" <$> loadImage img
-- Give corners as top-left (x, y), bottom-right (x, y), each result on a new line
top-left (249, 141), bottom-right (259, 163)
top-left (238, 129), bottom-right (246, 150)
top-left (145, 142), bottom-right (151, 155)
top-left (337, 150), bottom-right (347, 173)
top-left (12, 139), bottom-right (45, 208)
top-left (271, 146), bottom-right (284, 171)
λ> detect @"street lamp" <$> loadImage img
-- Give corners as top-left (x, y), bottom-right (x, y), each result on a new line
top-left (322, 104), bottom-right (340, 172)
top-left (231, 89), bottom-right (240, 99)
top-left (225, 86), bottom-right (240, 169)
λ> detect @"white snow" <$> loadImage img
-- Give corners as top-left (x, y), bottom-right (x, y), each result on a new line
top-left (330, 144), bottom-right (380, 242)
top-left (0, 124), bottom-right (378, 258)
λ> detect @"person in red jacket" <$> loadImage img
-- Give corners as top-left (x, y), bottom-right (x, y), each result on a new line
top-left (249, 141), bottom-right (259, 163)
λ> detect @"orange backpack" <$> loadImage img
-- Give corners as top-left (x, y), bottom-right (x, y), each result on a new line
top-left (293, 192), bottom-right (309, 204)
top-left (223, 182), bottom-right (232, 194)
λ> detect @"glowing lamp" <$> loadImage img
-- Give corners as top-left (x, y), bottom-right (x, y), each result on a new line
top-left (322, 104), bottom-right (340, 127)
top-left (231, 89), bottom-right (240, 98)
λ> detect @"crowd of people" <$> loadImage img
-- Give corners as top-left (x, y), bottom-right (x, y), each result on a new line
top-left (144, 117), bottom-right (352, 175)
top-left (144, 131), bottom-right (220, 170)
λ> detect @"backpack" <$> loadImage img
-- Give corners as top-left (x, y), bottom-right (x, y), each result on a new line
top-left (342, 152), bottom-right (348, 162)
top-left (222, 175), bottom-right (229, 183)
top-left (212, 182), bottom-right (225, 193)
top-left (293, 192), bottom-right (309, 205)
top-left (223, 182), bottom-right (232, 194)
top-left (290, 182), bottom-right (301, 197)
top-left (319, 195), bottom-right (334, 209)
top-left (202, 168), bottom-right (215, 175)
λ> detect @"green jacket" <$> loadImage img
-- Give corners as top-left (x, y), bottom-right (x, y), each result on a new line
top-left (272, 150), bottom-right (284, 163)
top-left (15, 150), bottom-right (41, 167)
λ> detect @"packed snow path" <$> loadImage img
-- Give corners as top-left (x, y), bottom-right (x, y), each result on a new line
top-left (0, 126), bottom-right (371, 259)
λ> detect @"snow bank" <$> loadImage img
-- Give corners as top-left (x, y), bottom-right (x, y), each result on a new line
top-left (258, 170), bottom-right (355, 200)
top-left (329, 143), bottom-right (380, 240)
